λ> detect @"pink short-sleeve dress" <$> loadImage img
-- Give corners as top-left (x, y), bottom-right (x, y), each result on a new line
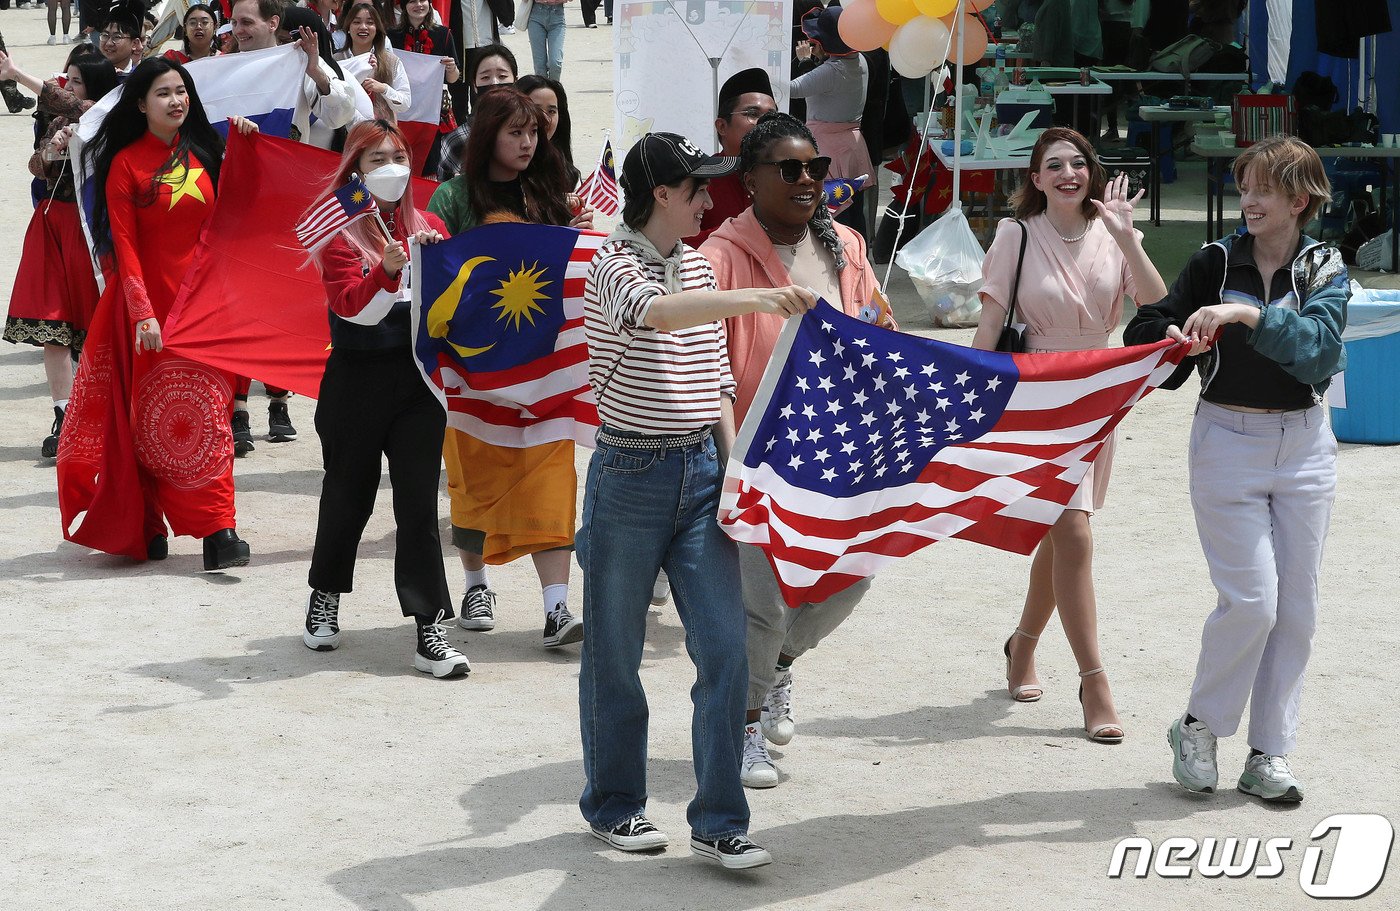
top-left (979, 213), bottom-right (1140, 513)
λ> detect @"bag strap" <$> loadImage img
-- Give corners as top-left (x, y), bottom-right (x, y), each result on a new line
top-left (1004, 218), bottom-right (1028, 334)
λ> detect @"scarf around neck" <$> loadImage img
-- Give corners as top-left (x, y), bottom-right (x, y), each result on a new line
top-left (606, 223), bottom-right (687, 294)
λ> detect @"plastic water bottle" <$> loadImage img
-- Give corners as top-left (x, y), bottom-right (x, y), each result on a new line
top-left (994, 44), bottom-right (1009, 96)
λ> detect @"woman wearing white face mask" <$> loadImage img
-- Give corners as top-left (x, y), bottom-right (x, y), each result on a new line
top-left (301, 119), bottom-right (473, 681)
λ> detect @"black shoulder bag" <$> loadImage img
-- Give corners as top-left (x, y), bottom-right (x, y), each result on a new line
top-left (995, 219), bottom-right (1028, 353)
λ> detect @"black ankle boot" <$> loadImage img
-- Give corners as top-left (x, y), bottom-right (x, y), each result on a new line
top-left (147, 534), bottom-right (169, 561)
top-left (202, 529), bottom-right (250, 571)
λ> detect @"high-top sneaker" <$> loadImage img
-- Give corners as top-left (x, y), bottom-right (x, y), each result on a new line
top-left (414, 611), bottom-right (470, 678)
top-left (760, 667), bottom-right (795, 745)
top-left (740, 723), bottom-right (778, 789)
top-left (268, 400), bottom-right (296, 442)
top-left (231, 410), bottom-right (254, 456)
top-left (303, 590), bottom-right (341, 651)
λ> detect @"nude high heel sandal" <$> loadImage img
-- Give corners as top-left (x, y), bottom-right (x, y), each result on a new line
top-left (1078, 667), bottom-right (1125, 744)
top-left (1003, 628), bottom-right (1043, 702)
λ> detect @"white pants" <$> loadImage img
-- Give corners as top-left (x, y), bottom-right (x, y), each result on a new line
top-left (1186, 400), bottom-right (1336, 756)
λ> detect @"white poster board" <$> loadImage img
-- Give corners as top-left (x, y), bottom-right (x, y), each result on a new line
top-left (613, 0), bottom-right (794, 157)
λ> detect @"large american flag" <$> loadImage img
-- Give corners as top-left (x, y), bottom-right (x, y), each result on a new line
top-left (719, 303), bottom-right (1188, 607)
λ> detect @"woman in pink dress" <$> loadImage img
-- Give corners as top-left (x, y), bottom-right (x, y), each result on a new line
top-left (971, 127), bottom-right (1168, 743)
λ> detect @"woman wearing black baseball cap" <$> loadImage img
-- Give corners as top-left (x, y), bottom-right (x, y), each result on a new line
top-left (576, 132), bottom-right (814, 870)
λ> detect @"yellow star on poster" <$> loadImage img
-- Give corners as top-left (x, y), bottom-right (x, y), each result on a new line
top-left (160, 162), bottom-right (207, 210)
top-left (491, 262), bottom-right (552, 331)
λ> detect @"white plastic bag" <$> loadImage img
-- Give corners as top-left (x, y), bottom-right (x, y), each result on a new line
top-left (894, 206), bottom-right (986, 328)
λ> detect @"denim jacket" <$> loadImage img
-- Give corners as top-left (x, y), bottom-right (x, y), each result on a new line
top-left (1124, 233), bottom-right (1350, 401)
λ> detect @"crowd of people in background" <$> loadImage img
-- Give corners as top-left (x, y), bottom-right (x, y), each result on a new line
top-left (0, 0), bottom-right (1344, 873)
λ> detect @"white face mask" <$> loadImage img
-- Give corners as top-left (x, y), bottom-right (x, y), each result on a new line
top-left (363, 162), bottom-right (411, 202)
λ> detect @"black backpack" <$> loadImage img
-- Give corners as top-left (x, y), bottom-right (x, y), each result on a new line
top-left (1293, 72), bottom-right (1340, 112)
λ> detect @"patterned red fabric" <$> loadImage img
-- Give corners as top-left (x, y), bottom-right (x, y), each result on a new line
top-left (58, 132), bottom-right (236, 558)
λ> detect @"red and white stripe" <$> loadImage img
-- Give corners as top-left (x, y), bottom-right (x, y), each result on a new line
top-left (295, 195), bottom-right (370, 253)
top-left (427, 231), bottom-right (606, 448)
top-left (720, 329), bottom-right (1186, 606)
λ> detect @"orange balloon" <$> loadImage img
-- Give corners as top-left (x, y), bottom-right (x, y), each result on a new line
top-left (875, 0), bottom-right (919, 27)
top-left (946, 12), bottom-right (989, 65)
top-left (839, 0), bottom-right (899, 53)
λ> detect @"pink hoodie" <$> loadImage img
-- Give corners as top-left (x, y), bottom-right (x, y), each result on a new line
top-left (701, 208), bottom-right (889, 426)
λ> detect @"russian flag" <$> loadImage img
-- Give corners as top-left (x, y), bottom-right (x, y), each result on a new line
top-left (340, 48), bottom-right (445, 175)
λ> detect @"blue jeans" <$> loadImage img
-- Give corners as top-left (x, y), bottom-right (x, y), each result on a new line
top-left (576, 430), bottom-right (750, 840)
top-left (527, 4), bottom-right (565, 81)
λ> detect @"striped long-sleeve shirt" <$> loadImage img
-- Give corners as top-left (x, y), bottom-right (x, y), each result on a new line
top-left (584, 239), bottom-right (737, 436)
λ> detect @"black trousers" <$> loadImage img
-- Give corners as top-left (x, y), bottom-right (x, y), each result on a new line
top-left (308, 348), bottom-right (453, 621)
top-left (581, 0), bottom-right (612, 25)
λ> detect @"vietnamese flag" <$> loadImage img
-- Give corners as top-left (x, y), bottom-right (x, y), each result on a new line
top-left (162, 130), bottom-right (441, 398)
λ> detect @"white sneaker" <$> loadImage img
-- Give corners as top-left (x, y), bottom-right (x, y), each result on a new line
top-left (1167, 714), bottom-right (1218, 793)
top-left (501, 24), bottom-right (515, 34)
top-left (740, 723), bottom-right (778, 788)
top-left (651, 571), bottom-right (670, 606)
top-left (47, 35), bottom-right (59, 46)
top-left (760, 667), bottom-right (795, 745)
top-left (1238, 753), bottom-right (1304, 802)
top-left (61, 35), bottom-right (71, 44)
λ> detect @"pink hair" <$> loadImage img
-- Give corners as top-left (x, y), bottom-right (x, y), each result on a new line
top-left (305, 119), bottom-right (429, 269)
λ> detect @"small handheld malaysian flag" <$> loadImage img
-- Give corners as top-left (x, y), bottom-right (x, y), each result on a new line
top-left (295, 175), bottom-right (376, 252)
top-left (577, 139), bottom-right (620, 216)
top-left (823, 174), bottom-right (868, 215)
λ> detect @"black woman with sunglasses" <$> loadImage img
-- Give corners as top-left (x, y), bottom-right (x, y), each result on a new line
top-left (700, 111), bottom-right (895, 792)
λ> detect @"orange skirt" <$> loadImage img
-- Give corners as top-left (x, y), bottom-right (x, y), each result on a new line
top-left (443, 429), bottom-right (577, 564)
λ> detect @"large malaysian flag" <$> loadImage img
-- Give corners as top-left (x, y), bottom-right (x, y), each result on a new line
top-left (719, 302), bottom-right (1188, 607)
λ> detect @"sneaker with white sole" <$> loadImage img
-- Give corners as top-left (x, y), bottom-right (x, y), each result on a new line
top-left (303, 589), bottom-right (341, 651)
top-left (760, 667), bottom-right (795, 746)
top-left (414, 611), bottom-right (470, 678)
top-left (1167, 714), bottom-right (1218, 793)
top-left (591, 814), bottom-right (669, 851)
top-left (543, 602), bottom-right (583, 647)
top-left (1238, 753), bottom-right (1304, 803)
top-left (690, 834), bottom-right (773, 869)
top-left (651, 572), bottom-right (671, 606)
top-left (458, 584), bottom-right (497, 631)
top-left (740, 723), bottom-right (778, 788)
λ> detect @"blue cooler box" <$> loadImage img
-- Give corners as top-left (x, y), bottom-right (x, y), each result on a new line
top-left (1330, 290), bottom-right (1400, 444)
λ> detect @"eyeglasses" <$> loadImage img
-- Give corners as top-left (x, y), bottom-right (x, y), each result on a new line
top-left (100, 31), bottom-right (134, 43)
top-left (754, 157), bottom-right (831, 183)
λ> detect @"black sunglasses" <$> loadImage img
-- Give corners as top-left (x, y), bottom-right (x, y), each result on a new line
top-left (754, 157), bottom-right (831, 183)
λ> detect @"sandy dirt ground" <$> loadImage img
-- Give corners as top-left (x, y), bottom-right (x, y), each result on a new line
top-left (1, 13), bottom-right (1397, 911)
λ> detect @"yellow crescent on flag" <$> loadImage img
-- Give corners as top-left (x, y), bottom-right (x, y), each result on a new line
top-left (427, 254), bottom-right (497, 358)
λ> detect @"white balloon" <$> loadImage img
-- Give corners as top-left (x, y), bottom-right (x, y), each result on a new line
top-left (889, 16), bottom-right (952, 79)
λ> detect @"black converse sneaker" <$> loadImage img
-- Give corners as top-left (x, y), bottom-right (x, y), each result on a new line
top-left (267, 400), bottom-right (297, 442)
top-left (591, 814), bottom-right (669, 851)
top-left (231, 410), bottom-right (255, 456)
top-left (303, 590), bottom-right (341, 651)
top-left (41, 405), bottom-right (63, 459)
top-left (689, 834), bottom-right (773, 869)
top-left (543, 602), bottom-right (583, 648)
top-left (414, 611), bottom-right (470, 678)
top-left (458, 584), bottom-right (497, 631)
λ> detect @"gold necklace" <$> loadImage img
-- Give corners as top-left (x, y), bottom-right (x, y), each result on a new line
top-left (755, 214), bottom-right (808, 252)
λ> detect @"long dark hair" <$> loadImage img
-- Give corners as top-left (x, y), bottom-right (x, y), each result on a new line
top-left (83, 57), bottom-right (224, 255)
top-left (73, 58), bottom-right (120, 104)
top-left (461, 87), bottom-right (573, 227)
top-left (515, 74), bottom-right (576, 183)
top-left (1011, 127), bottom-right (1107, 221)
top-left (740, 111), bottom-right (846, 270)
